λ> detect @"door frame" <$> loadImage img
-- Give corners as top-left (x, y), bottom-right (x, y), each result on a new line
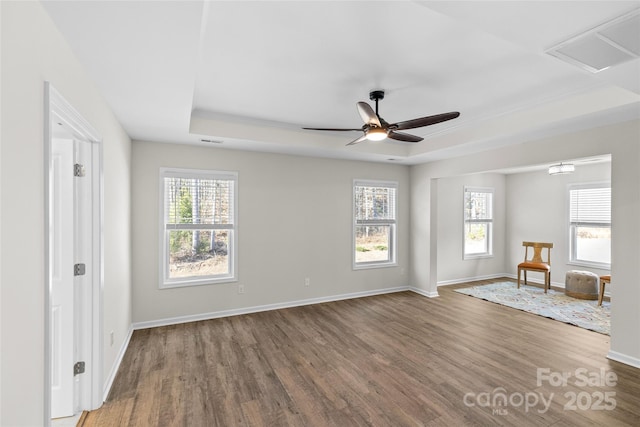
top-left (44, 82), bottom-right (104, 424)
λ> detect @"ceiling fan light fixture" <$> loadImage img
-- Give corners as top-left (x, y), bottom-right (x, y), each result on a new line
top-left (302, 90), bottom-right (459, 146)
top-left (548, 162), bottom-right (575, 175)
top-left (366, 127), bottom-right (388, 141)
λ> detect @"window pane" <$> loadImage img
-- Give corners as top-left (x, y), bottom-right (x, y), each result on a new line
top-left (161, 168), bottom-right (237, 287)
top-left (355, 225), bottom-right (390, 263)
top-left (165, 177), bottom-right (233, 226)
top-left (465, 191), bottom-right (493, 220)
top-left (463, 187), bottom-right (493, 258)
top-left (464, 223), bottom-right (489, 255)
top-left (568, 184), bottom-right (610, 267)
top-left (355, 186), bottom-right (396, 221)
top-left (168, 229), bottom-right (230, 279)
top-left (575, 226), bottom-right (611, 264)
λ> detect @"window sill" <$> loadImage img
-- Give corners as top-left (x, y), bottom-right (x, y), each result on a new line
top-left (161, 276), bottom-right (237, 289)
top-left (353, 262), bottom-right (397, 271)
top-left (567, 261), bottom-right (611, 271)
top-left (463, 254), bottom-right (494, 260)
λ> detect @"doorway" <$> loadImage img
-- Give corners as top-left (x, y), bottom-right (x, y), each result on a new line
top-left (45, 83), bottom-right (103, 424)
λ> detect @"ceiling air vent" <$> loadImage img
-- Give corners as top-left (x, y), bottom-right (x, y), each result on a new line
top-left (546, 8), bottom-right (640, 73)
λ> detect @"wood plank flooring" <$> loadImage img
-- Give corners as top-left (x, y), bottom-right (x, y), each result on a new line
top-left (80, 279), bottom-right (640, 426)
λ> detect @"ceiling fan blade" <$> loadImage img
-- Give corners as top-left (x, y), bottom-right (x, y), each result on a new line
top-left (392, 111), bottom-right (460, 131)
top-left (302, 127), bottom-right (362, 131)
top-left (387, 131), bottom-right (423, 143)
top-left (356, 102), bottom-right (382, 127)
top-left (346, 134), bottom-right (368, 146)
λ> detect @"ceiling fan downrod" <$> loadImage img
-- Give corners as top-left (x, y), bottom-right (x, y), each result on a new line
top-left (369, 90), bottom-right (384, 116)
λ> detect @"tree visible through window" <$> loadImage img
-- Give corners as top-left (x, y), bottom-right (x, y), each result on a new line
top-left (161, 168), bottom-right (237, 287)
top-left (464, 187), bottom-right (493, 258)
top-left (354, 180), bottom-right (397, 267)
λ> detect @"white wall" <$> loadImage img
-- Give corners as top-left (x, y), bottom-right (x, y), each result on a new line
top-left (609, 123), bottom-right (640, 366)
top-left (411, 119), bottom-right (640, 366)
top-left (0, 1), bottom-right (3, 421)
top-left (0, 2), bottom-right (132, 425)
top-left (436, 173), bottom-right (506, 284)
top-left (506, 162), bottom-right (611, 286)
top-left (132, 141), bottom-right (410, 324)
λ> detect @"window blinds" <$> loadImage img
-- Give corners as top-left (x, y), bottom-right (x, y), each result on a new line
top-left (570, 186), bottom-right (611, 225)
top-left (464, 188), bottom-right (493, 222)
top-left (354, 181), bottom-right (397, 224)
top-left (164, 175), bottom-right (235, 229)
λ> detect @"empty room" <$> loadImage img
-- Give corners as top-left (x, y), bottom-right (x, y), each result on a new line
top-left (1, 1), bottom-right (640, 426)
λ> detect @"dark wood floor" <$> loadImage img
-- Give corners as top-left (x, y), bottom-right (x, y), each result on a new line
top-left (80, 279), bottom-right (640, 426)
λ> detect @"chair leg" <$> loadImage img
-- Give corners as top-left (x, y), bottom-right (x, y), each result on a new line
top-left (598, 281), bottom-right (606, 306)
top-left (523, 270), bottom-right (527, 286)
top-left (517, 268), bottom-right (521, 288)
top-left (545, 272), bottom-right (549, 293)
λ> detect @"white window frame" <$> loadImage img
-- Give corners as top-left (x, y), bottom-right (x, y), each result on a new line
top-left (463, 186), bottom-right (494, 260)
top-left (353, 179), bottom-right (398, 270)
top-left (159, 167), bottom-right (238, 288)
top-left (568, 182), bottom-right (611, 270)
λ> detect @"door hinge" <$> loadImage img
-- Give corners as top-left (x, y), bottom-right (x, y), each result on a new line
top-left (74, 361), bottom-right (85, 376)
top-left (74, 163), bottom-right (86, 177)
top-left (74, 263), bottom-right (86, 276)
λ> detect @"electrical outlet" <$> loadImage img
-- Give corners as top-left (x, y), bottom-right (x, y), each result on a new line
top-left (238, 284), bottom-right (245, 294)
top-left (304, 277), bottom-right (310, 287)
top-left (110, 331), bottom-right (114, 347)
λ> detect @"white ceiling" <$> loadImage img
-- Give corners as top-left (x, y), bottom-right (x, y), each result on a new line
top-left (42, 1), bottom-right (640, 165)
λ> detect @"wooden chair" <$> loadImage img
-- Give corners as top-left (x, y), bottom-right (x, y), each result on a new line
top-left (517, 242), bottom-right (553, 293)
top-left (598, 275), bottom-right (611, 306)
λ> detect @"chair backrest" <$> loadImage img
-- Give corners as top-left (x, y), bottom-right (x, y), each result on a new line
top-left (522, 241), bottom-right (553, 264)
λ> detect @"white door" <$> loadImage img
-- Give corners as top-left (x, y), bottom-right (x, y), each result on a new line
top-left (51, 137), bottom-right (93, 419)
top-left (47, 83), bottom-right (104, 423)
top-left (51, 139), bottom-right (75, 418)
top-left (73, 139), bottom-right (93, 412)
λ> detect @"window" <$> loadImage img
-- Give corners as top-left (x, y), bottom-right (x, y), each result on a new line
top-left (463, 187), bottom-right (493, 259)
top-left (160, 168), bottom-right (237, 288)
top-left (569, 184), bottom-right (611, 269)
top-left (354, 180), bottom-right (397, 268)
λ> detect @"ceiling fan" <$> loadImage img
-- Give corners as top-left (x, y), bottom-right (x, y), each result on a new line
top-left (303, 90), bottom-right (460, 146)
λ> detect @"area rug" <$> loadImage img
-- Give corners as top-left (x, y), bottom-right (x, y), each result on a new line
top-left (455, 282), bottom-right (610, 335)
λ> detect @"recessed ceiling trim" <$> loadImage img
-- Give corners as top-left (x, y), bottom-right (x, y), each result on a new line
top-left (597, 33), bottom-right (638, 59)
top-left (545, 8), bottom-right (640, 73)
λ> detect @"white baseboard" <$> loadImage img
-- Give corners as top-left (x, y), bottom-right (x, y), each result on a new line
top-left (437, 273), bottom-right (506, 287)
top-left (409, 287), bottom-right (439, 298)
top-left (132, 285), bottom-right (411, 331)
top-left (436, 273), bottom-right (566, 290)
top-left (103, 325), bottom-right (133, 402)
top-left (607, 350), bottom-right (640, 369)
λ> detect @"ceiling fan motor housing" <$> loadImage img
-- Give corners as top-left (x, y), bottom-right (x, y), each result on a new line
top-left (369, 90), bottom-right (385, 101)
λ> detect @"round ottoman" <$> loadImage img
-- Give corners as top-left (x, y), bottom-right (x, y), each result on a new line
top-left (565, 270), bottom-right (598, 300)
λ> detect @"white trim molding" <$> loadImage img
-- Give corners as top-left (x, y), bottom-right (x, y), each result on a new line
top-left (409, 287), bottom-right (440, 298)
top-left (133, 286), bottom-right (411, 330)
top-left (44, 82), bottom-right (104, 424)
top-left (437, 273), bottom-right (506, 287)
top-left (607, 350), bottom-right (640, 369)
top-left (159, 167), bottom-right (239, 289)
